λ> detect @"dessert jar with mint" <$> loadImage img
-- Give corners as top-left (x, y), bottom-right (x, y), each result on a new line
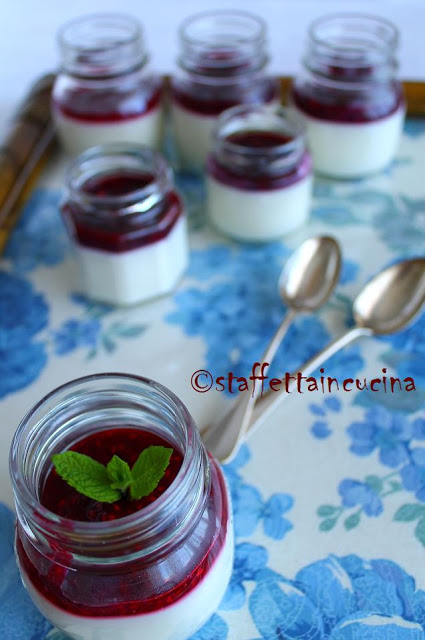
top-left (10, 374), bottom-right (233, 640)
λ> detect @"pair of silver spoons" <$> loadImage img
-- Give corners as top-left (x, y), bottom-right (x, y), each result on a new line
top-left (202, 237), bottom-right (425, 463)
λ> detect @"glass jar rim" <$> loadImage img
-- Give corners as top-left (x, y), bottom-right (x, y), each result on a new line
top-left (58, 13), bottom-right (143, 53)
top-left (179, 10), bottom-right (266, 47)
top-left (177, 9), bottom-right (268, 76)
top-left (65, 143), bottom-right (173, 212)
top-left (303, 13), bottom-right (399, 82)
top-left (308, 13), bottom-right (399, 54)
top-left (214, 104), bottom-right (306, 157)
top-left (57, 13), bottom-right (148, 78)
top-left (9, 373), bottom-right (203, 541)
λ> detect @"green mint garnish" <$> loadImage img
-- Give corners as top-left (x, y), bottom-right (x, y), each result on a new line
top-left (52, 451), bottom-right (121, 503)
top-left (107, 455), bottom-right (132, 492)
top-left (130, 446), bottom-right (173, 500)
top-left (52, 446), bottom-right (173, 504)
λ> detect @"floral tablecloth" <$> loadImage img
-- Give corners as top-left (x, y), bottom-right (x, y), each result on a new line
top-left (1, 119), bottom-right (425, 640)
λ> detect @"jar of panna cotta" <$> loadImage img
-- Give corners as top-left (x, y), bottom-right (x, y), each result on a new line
top-left (52, 14), bottom-right (163, 156)
top-left (62, 144), bottom-right (188, 305)
top-left (206, 105), bottom-right (312, 241)
top-left (10, 373), bottom-right (233, 640)
top-left (170, 10), bottom-right (279, 169)
top-left (291, 14), bottom-right (405, 178)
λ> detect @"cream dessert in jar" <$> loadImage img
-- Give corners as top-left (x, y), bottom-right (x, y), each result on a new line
top-left (52, 14), bottom-right (163, 156)
top-left (62, 144), bottom-right (188, 305)
top-left (10, 374), bottom-right (234, 640)
top-left (207, 105), bottom-right (312, 241)
top-left (170, 10), bottom-right (279, 169)
top-left (291, 14), bottom-right (405, 178)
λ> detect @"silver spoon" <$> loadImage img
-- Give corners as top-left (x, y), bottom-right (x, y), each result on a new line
top-left (202, 235), bottom-right (342, 462)
top-left (247, 257), bottom-right (425, 441)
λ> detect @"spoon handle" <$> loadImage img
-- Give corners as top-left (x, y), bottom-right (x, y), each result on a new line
top-left (247, 325), bottom-right (372, 437)
top-left (202, 308), bottom-right (297, 462)
top-left (260, 308), bottom-right (298, 371)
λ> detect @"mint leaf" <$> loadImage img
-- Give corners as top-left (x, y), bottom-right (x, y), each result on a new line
top-left (52, 445), bottom-right (174, 504)
top-left (107, 455), bottom-right (133, 492)
top-left (130, 446), bottom-right (173, 500)
top-left (52, 451), bottom-right (120, 503)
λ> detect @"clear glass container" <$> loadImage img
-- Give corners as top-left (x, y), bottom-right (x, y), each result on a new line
top-left (62, 144), bottom-right (188, 305)
top-left (291, 13), bottom-right (405, 177)
top-left (9, 373), bottom-right (233, 640)
top-left (170, 10), bottom-right (279, 168)
top-left (52, 14), bottom-right (163, 155)
top-left (206, 105), bottom-right (312, 241)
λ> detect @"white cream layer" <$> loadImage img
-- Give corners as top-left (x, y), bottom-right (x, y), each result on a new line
top-left (54, 105), bottom-right (163, 156)
top-left (294, 106), bottom-right (405, 178)
top-left (23, 523), bottom-right (234, 640)
top-left (207, 174), bottom-right (312, 241)
top-left (76, 215), bottom-right (188, 305)
top-left (171, 103), bottom-right (217, 169)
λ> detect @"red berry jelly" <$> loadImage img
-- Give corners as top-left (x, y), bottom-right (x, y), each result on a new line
top-left (41, 428), bottom-right (184, 522)
top-left (207, 125), bottom-right (311, 191)
top-left (292, 78), bottom-right (404, 124)
top-left (53, 83), bottom-right (162, 124)
top-left (62, 169), bottom-right (183, 253)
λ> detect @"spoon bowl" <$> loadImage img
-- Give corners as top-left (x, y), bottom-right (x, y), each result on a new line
top-left (282, 236), bottom-right (342, 311)
top-left (354, 257), bottom-right (425, 333)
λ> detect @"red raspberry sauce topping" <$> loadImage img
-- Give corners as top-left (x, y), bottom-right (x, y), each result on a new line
top-left (41, 428), bottom-right (183, 522)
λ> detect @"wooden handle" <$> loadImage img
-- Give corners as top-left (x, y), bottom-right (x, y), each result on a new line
top-left (0, 74), bottom-right (56, 252)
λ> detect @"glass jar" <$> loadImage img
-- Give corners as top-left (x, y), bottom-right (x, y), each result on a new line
top-left (291, 13), bottom-right (405, 178)
top-left (9, 373), bottom-right (233, 640)
top-left (170, 10), bottom-right (279, 169)
top-left (62, 144), bottom-right (188, 306)
top-left (52, 14), bottom-right (164, 156)
top-left (206, 105), bottom-right (312, 241)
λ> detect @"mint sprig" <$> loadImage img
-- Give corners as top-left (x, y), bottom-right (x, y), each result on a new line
top-left (52, 446), bottom-right (173, 504)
